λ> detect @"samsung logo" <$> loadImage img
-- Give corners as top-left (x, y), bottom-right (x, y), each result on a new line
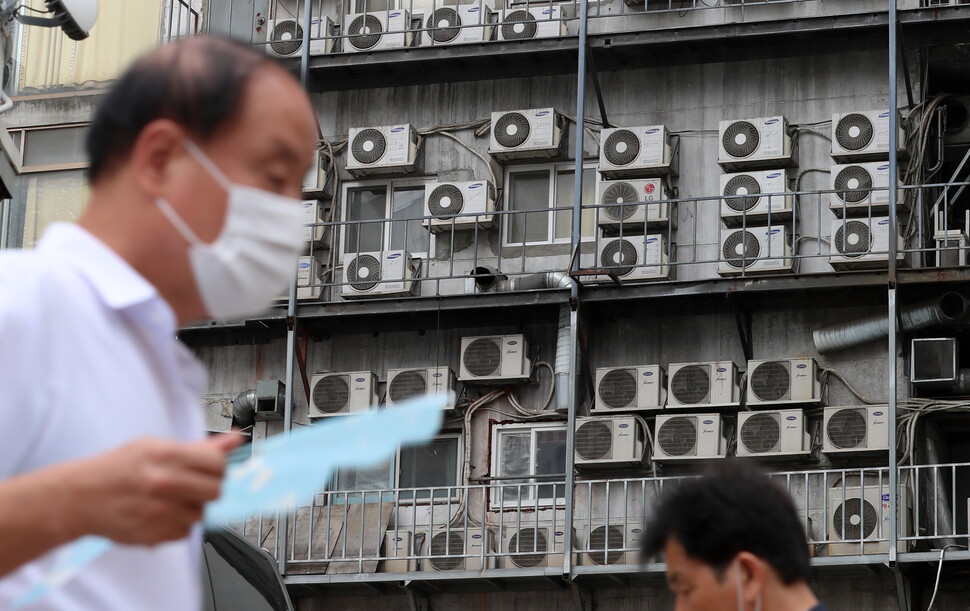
top-left (716, 367), bottom-right (727, 373)
top-left (390, 126), bottom-right (405, 133)
top-left (768, 228), bottom-right (781, 235)
top-left (786, 416), bottom-right (798, 421)
top-left (507, 340), bottom-right (518, 346)
top-left (878, 164), bottom-right (890, 171)
top-left (645, 128), bottom-right (660, 134)
top-left (703, 419), bottom-right (714, 425)
top-left (542, 8), bottom-right (555, 14)
top-left (618, 423), bottom-right (630, 429)
top-left (299, 262), bottom-right (310, 269)
top-left (646, 237), bottom-right (658, 244)
top-left (873, 411), bottom-right (884, 416)
top-left (879, 111), bottom-right (891, 118)
top-left (796, 363), bottom-right (807, 369)
top-left (767, 172), bottom-right (782, 179)
top-left (467, 6), bottom-right (480, 11)
top-left (387, 253), bottom-right (402, 259)
top-left (355, 377), bottom-right (366, 383)
top-left (536, 110), bottom-right (550, 116)
top-left (764, 118), bottom-right (780, 125)
top-left (389, 11), bottom-right (402, 17)
top-left (878, 219), bottom-right (890, 226)
top-left (469, 182), bottom-right (483, 189)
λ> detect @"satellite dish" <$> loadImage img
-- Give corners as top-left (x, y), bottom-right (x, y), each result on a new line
top-left (8, 0), bottom-right (98, 41)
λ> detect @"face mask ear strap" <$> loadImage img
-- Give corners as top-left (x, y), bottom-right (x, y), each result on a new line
top-left (156, 197), bottom-right (202, 246)
top-left (183, 139), bottom-right (232, 191)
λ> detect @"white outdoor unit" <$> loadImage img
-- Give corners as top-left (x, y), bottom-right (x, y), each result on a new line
top-left (423, 180), bottom-right (495, 232)
top-left (501, 525), bottom-right (570, 569)
top-left (301, 200), bottom-right (325, 244)
top-left (346, 124), bottom-right (420, 176)
top-left (303, 150), bottom-right (331, 196)
top-left (583, 523), bottom-right (642, 566)
top-left (423, 528), bottom-right (495, 571)
top-left (341, 250), bottom-right (416, 299)
top-left (598, 125), bottom-right (674, 178)
top-left (593, 365), bottom-right (666, 414)
top-left (829, 217), bottom-right (904, 270)
top-left (718, 226), bottom-right (793, 276)
top-left (459, 334), bottom-right (532, 383)
top-left (736, 409), bottom-right (811, 457)
top-left (423, 4), bottom-right (495, 45)
top-left (596, 178), bottom-right (673, 232)
top-left (296, 255), bottom-right (323, 300)
top-left (667, 361), bottom-right (740, 409)
top-left (822, 406), bottom-right (890, 455)
top-left (574, 415), bottom-right (647, 467)
top-left (308, 371), bottom-right (378, 418)
top-left (488, 108), bottom-right (563, 161)
top-left (653, 413), bottom-right (727, 461)
top-left (595, 235), bottom-right (671, 283)
top-left (924, 0), bottom-right (970, 5)
top-left (719, 169), bottom-right (792, 227)
top-left (343, 10), bottom-right (412, 53)
top-left (265, 17), bottom-right (333, 58)
top-left (497, 6), bottom-right (566, 41)
top-left (383, 530), bottom-right (417, 572)
top-left (831, 109), bottom-right (906, 162)
top-left (386, 367), bottom-right (456, 408)
top-left (717, 116), bottom-right (793, 170)
top-left (829, 162), bottom-right (903, 217)
top-left (828, 485), bottom-right (909, 555)
top-left (745, 358), bottom-right (821, 407)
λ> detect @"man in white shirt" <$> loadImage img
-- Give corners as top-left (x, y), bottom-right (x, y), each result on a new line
top-left (0, 36), bottom-right (318, 609)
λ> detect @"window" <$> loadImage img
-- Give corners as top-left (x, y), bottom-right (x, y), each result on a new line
top-left (332, 459), bottom-right (395, 504)
top-left (491, 423), bottom-right (567, 508)
top-left (341, 178), bottom-right (431, 260)
top-left (504, 163), bottom-right (596, 246)
top-left (398, 435), bottom-right (461, 500)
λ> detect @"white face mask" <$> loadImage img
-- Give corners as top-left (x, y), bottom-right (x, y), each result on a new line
top-left (735, 559), bottom-right (762, 611)
top-left (155, 140), bottom-right (305, 321)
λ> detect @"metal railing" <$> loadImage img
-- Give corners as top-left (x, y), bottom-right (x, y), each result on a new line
top-left (163, 0), bottom-right (201, 41)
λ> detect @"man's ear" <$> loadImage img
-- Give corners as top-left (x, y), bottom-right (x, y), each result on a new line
top-left (129, 119), bottom-right (185, 198)
top-left (736, 551), bottom-right (768, 606)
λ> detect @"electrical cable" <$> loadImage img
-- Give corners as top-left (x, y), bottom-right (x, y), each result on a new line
top-left (509, 361), bottom-right (555, 414)
top-left (926, 544), bottom-right (967, 610)
top-left (818, 367), bottom-right (884, 405)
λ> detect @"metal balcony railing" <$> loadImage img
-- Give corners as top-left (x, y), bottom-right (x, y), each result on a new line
top-left (163, 0), bottom-right (202, 41)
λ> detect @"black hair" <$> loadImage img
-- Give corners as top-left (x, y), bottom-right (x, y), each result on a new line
top-left (85, 36), bottom-right (282, 182)
top-left (642, 460), bottom-right (812, 585)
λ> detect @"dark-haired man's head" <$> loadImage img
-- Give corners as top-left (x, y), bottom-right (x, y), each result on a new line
top-left (642, 461), bottom-right (820, 611)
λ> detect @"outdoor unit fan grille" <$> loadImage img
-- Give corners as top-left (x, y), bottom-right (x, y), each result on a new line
top-left (836, 114), bottom-right (875, 151)
top-left (723, 174), bottom-right (762, 211)
top-left (463, 338), bottom-right (502, 377)
top-left (598, 369), bottom-right (638, 409)
top-left (494, 112), bottom-right (531, 148)
top-left (601, 182), bottom-right (640, 221)
top-left (587, 526), bottom-right (625, 566)
top-left (508, 529), bottom-right (547, 567)
top-left (670, 365), bottom-right (711, 405)
top-left (427, 184), bottom-right (465, 217)
top-left (389, 370), bottom-right (427, 403)
top-left (270, 20), bottom-right (303, 55)
top-left (351, 129), bottom-right (387, 164)
top-left (501, 10), bottom-right (537, 40)
top-left (740, 413), bottom-right (781, 454)
top-left (600, 239), bottom-right (639, 277)
top-left (576, 420), bottom-right (613, 460)
top-left (834, 221), bottom-right (872, 257)
top-left (722, 121), bottom-right (760, 158)
top-left (657, 417), bottom-right (697, 457)
top-left (750, 361), bottom-right (790, 402)
top-left (833, 497), bottom-right (878, 540)
top-left (312, 376), bottom-right (350, 414)
top-left (827, 409), bottom-right (868, 449)
top-left (347, 14), bottom-right (383, 49)
top-left (347, 254), bottom-right (382, 291)
top-left (834, 166), bottom-right (873, 204)
top-left (722, 230), bottom-right (761, 269)
top-left (429, 7), bottom-right (460, 42)
top-left (603, 130), bottom-right (641, 166)
top-left (429, 532), bottom-right (464, 570)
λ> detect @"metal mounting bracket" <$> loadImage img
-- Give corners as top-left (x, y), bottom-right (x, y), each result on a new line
top-left (571, 583), bottom-right (593, 611)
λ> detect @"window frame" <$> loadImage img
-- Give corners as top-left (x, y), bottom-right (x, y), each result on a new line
top-left (395, 432), bottom-right (463, 505)
top-left (502, 160), bottom-right (598, 248)
top-left (8, 123), bottom-right (90, 173)
top-left (489, 421), bottom-right (568, 510)
top-left (339, 176), bottom-right (434, 264)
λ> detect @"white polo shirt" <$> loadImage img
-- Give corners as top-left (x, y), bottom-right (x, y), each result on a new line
top-left (0, 223), bottom-right (207, 610)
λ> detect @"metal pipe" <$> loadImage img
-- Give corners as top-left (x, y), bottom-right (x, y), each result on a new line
top-left (813, 292), bottom-right (967, 354)
top-left (888, 0), bottom-right (899, 565)
top-left (231, 388), bottom-right (257, 428)
top-left (509, 270), bottom-right (575, 291)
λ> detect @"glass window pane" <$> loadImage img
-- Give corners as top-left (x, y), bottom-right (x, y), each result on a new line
top-left (535, 429), bottom-right (566, 500)
top-left (9, 131), bottom-right (22, 152)
top-left (20, 169), bottom-right (89, 248)
top-left (507, 170), bottom-right (550, 244)
top-left (334, 459), bottom-right (393, 503)
top-left (345, 186), bottom-right (387, 254)
top-left (399, 438), bottom-right (458, 500)
top-left (498, 432), bottom-right (531, 502)
top-left (390, 185), bottom-right (429, 254)
top-left (554, 168), bottom-right (596, 241)
top-left (22, 126), bottom-right (89, 168)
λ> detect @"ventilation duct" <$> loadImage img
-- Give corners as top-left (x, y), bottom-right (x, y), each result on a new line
top-left (232, 389), bottom-right (257, 428)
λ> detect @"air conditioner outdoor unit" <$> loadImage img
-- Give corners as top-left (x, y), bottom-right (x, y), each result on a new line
top-left (308, 371), bottom-right (378, 418)
top-left (575, 415), bottom-right (647, 467)
top-left (383, 530), bottom-right (417, 572)
top-left (423, 180), bottom-right (495, 232)
top-left (497, 6), bottom-right (566, 41)
top-left (303, 150), bottom-right (331, 196)
top-left (667, 361), bottom-right (740, 408)
top-left (501, 525), bottom-right (570, 569)
top-left (265, 17), bottom-right (333, 58)
top-left (301, 200), bottom-right (326, 245)
top-left (423, 4), bottom-right (495, 45)
top-left (829, 217), bottom-right (904, 270)
top-left (592, 365), bottom-right (666, 414)
top-left (423, 528), bottom-right (495, 571)
top-left (596, 178), bottom-right (674, 232)
top-left (343, 10), bottom-right (412, 53)
top-left (831, 110), bottom-right (906, 162)
top-left (296, 255), bottom-right (323, 300)
top-left (346, 124), bottom-right (419, 176)
top-left (717, 116), bottom-right (793, 171)
top-left (594, 235), bottom-right (671, 283)
top-left (342, 250), bottom-right (416, 299)
top-left (489, 108), bottom-right (563, 161)
top-left (745, 358), bottom-right (821, 407)
top-left (598, 125), bottom-right (674, 178)
top-left (386, 367), bottom-right (456, 408)
top-left (718, 226), bottom-right (793, 277)
top-left (924, 0), bottom-right (970, 6)
top-left (736, 409), bottom-right (811, 457)
top-left (653, 413), bottom-right (727, 461)
top-left (822, 405), bottom-right (890, 455)
top-left (719, 169), bottom-right (792, 227)
top-left (829, 162), bottom-right (904, 217)
top-left (583, 523), bottom-right (642, 566)
top-left (828, 485), bottom-right (910, 555)
top-left (459, 334), bottom-right (531, 383)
